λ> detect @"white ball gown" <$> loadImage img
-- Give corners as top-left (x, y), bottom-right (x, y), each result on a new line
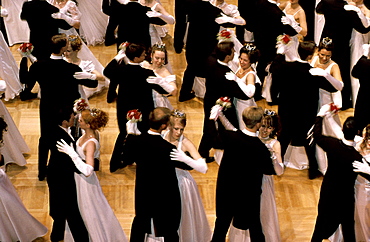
top-left (0, 168), bottom-right (48, 241)
top-left (64, 136), bottom-right (128, 241)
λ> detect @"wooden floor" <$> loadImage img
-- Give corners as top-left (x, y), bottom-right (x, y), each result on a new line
top-left (4, 1), bottom-right (356, 241)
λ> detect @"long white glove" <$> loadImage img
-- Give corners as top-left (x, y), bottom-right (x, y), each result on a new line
top-left (146, 76), bottom-right (175, 93)
top-left (210, 105), bottom-right (223, 120)
top-left (19, 50), bottom-right (37, 63)
top-left (309, 68), bottom-right (343, 91)
top-left (317, 103), bottom-right (331, 117)
top-left (344, 4), bottom-right (362, 14)
top-left (225, 72), bottom-right (237, 81)
top-left (353, 158), bottom-right (370, 175)
top-left (146, 11), bottom-right (175, 24)
top-left (51, 12), bottom-right (78, 27)
top-left (170, 149), bottom-right (208, 173)
top-left (73, 72), bottom-right (97, 80)
top-left (281, 16), bottom-right (302, 33)
top-left (56, 139), bottom-right (94, 176)
top-left (0, 7), bottom-right (8, 17)
top-left (363, 44), bottom-right (370, 57)
top-left (276, 41), bottom-right (286, 55)
top-left (126, 120), bottom-right (141, 135)
top-left (236, 80), bottom-right (255, 98)
top-left (215, 15), bottom-right (246, 25)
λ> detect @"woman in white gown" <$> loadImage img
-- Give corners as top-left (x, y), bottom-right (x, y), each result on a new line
top-left (353, 125), bottom-right (370, 241)
top-left (229, 110), bottom-right (284, 242)
top-left (281, 0), bottom-right (308, 39)
top-left (232, 44), bottom-right (260, 130)
top-left (49, 0), bottom-right (109, 97)
top-left (0, 117), bottom-right (47, 242)
top-left (162, 109), bottom-right (212, 242)
top-left (76, 0), bottom-right (109, 46)
top-left (64, 35), bottom-right (106, 101)
top-left (57, 108), bottom-right (127, 241)
top-left (310, 37), bottom-right (344, 175)
top-left (141, 43), bottom-right (177, 109)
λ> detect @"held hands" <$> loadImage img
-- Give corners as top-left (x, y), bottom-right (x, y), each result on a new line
top-left (146, 10), bottom-right (162, 18)
top-left (126, 120), bottom-right (141, 135)
top-left (73, 72), bottom-right (97, 80)
top-left (209, 105), bottom-right (223, 120)
top-left (225, 72), bottom-right (237, 81)
top-left (353, 158), bottom-right (370, 175)
top-left (317, 103), bottom-right (331, 117)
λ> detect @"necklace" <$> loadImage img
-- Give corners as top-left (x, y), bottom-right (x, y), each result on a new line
top-left (238, 66), bottom-right (251, 76)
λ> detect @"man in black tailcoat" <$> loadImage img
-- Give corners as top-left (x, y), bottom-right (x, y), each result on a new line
top-left (174, 0), bottom-right (223, 102)
top-left (47, 108), bottom-right (89, 242)
top-left (270, 40), bottom-right (339, 179)
top-left (198, 41), bottom-right (250, 161)
top-left (211, 106), bottom-right (275, 241)
top-left (248, 0), bottom-right (298, 90)
top-left (105, 0), bottom-right (166, 51)
top-left (316, 0), bottom-right (370, 109)
top-left (28, 34), bottom-right (97, 181)
top-left (104, 43), bottom-right (169, 172)
top-left (122, 107), bottom-right (192, 242)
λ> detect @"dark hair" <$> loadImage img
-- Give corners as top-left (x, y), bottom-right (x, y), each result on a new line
top-left (262, 110), bottom-right (280, 138)
top-left (318, 37), bottom-right (334, 52)
top-left (149, 107), bottom-right (171, 130)
top-left (298, 40), bottom-right (316, 61)
top-left (239, 43), bottom-right (260, 64)
top-left (150, 43), bottom-right (168, 65)
top-left (51, 34), bottom-right (67, 54)
top-left (56, 106), bottom-right (74, 125)
top-left (215, 42), bottom-right (234, 61)
top-left (0, 117), bottom-right (7, 146)
top-left (125, 43), bottom-right (146, 61)
top-left (343, 116), bottom-right (357, 141)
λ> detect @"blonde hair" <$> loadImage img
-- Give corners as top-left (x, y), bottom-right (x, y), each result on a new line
top-left (81, 108), bottom-right (109, 131)
top-left (68, 35), bottom-right (83, 52)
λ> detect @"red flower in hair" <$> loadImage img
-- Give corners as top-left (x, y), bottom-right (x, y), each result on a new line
top-left (127, 109), bottom-right (142, 122)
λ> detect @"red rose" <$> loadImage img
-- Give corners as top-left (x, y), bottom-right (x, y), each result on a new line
top-left (220, 30), bottom-right (231, 38)
top-left (220, 96), bottom-right (231, 103)
top-left (282, 35), bottom-right (291, 44)
top-left (330, 103), bottom-right (340, 113)
top-left (127, 109), bottom-right (142, 122)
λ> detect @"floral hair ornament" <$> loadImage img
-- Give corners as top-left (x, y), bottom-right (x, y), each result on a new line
top-left (153, 42), bottom-right (166, 50)
top-left (73, 98), bottom-right (89, 113)
top-left (90, 108), bottom-right (100, 117)
top-left (264, 109), bottom-right (276, 116)
top-left (119, 41), bottom-right (130, 51)
top-left (322, 37), bottom-right (333, 46)
top-left (217, 29), bottom-right (234, 43)
top-left (18, 43), bottom-right (34, 55)
top-left (216, 96), bottom-right (232, 110)
top-left (172, 109), bottom-right (186, 118)
top-left (277, 34), bottom-right (291, 45)
top-left (68, 35), bottom-right (79, 42)
top-left (126, 109), bottom-right (142, 123)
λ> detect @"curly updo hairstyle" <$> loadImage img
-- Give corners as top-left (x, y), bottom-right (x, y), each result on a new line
top-left (68, 35), bottom-right (83, 52)
top-left (81, 108), bottom-right (109, 131)
top-left (239, 43), bottom-right (260, 64)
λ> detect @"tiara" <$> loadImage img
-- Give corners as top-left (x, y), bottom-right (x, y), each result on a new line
top-left (153, 42), bottom-right (166, 50)
top-left (264, 109), bottom-right (276, 116)
top-left (90, 108), bottom-right (100, 117)
top-left (172, 109), bottom-right (186, 118)
top-left (242, 43), bottom-right (256, 52)
top-left (322, 37), bottom-right (332, 46)
top-left (68, 35), bottom-right (79, 42)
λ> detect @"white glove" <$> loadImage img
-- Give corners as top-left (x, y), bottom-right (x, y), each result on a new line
top-left (51, 12), bottom-right (77, 27)
top-left (353, 158), bottom-right (370, 174)
top-left (73, 72), bottom-right (97, 80)
top-left (281, 16), bottom-right (302, 33)
top-left (317, 103), bottom-right (331, 117)
top-left (225, 72), bottom-right (237, 81)
top-left (146, 10), bottom-right (162, 18)
top-left (146, 76), bottom-right (175, 93)
top-left (309, 68), bottom-right (343, 91)
top-left (276, 42), bottom-right (286, 55)
top-left (170, 149), bottom-right (208, 173)
top-left (344, 4), bottom-right (361, 14)
top-left (56, 139), bottom-right (94, 176)
top-left (210, 105), bottom-right (223, 120)
top-left (19, 50), bottom-right (37, 63)
top-left (363, 44), bottom-right (370, 57)
top-left (0, 8), bottom-right (8, 17)
top-left (114, 49), bottom-right (127, 62)
top-left (126, 120), bottom-right (141, 135)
